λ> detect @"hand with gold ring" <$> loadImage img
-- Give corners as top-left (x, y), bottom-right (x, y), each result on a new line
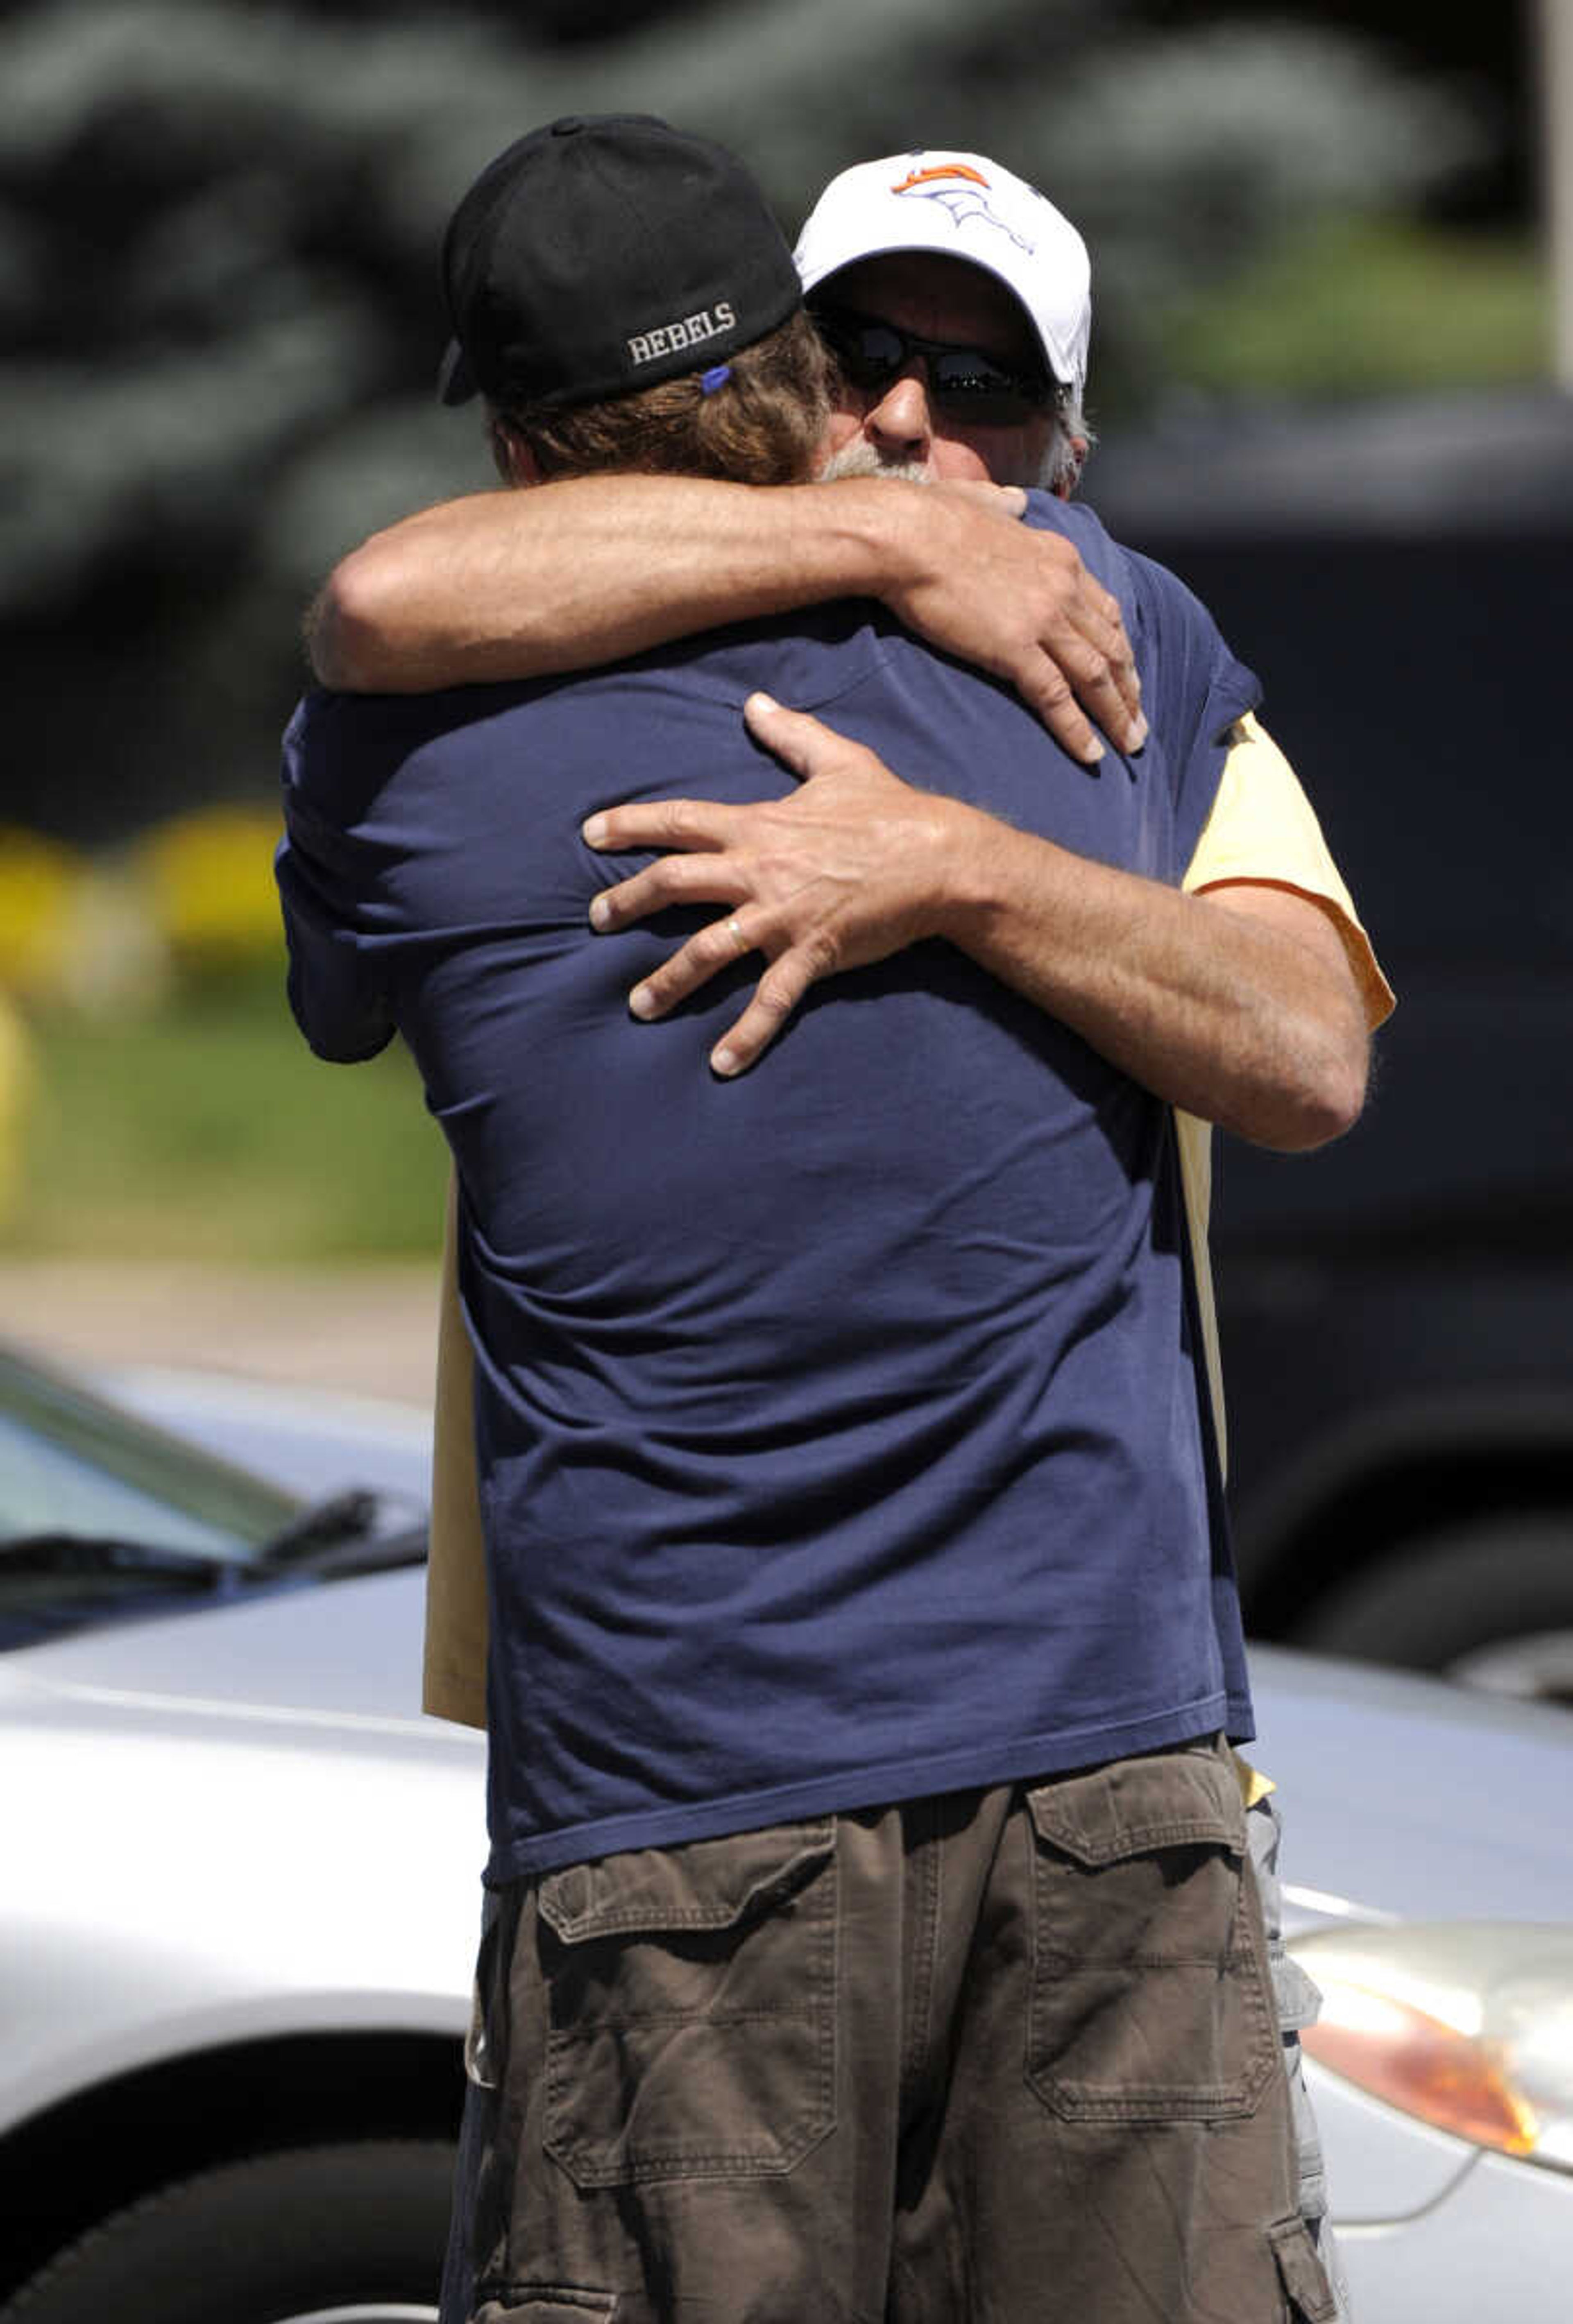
top-left (582, 693), bottom-right (967, 1078)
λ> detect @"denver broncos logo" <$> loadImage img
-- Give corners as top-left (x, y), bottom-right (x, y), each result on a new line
top-left (891, 164), bottom-right (992, 194)
top-left (889, 163), bottom-right (1034, 253)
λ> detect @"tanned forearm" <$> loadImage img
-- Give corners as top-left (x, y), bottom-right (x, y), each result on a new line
top-left (925, 802), bottom-right (1368, 1150)
top-left (310, 475), bottom-right (885, 689)
top-left (307, 473), bottom-right (1142, 763)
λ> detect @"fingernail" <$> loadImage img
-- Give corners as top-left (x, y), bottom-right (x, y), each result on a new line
top-left (711, 1044), bottom-right (739, 1076)
top-left (582, 814), bottom-right (609, 846)
top-left (1083, 738), bottom-right (1105, 765)
top-left (745, 692), bottom-right (779, 716)
top-left (589, 894), bottom-right (613, 930)
top-left (1129, 713), bottom-right (1149, 751)
top-left (629, 984), bottom-right (658, 1020)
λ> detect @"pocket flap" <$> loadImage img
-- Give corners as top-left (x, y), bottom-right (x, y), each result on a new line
top-left (538, 1818), bottom-right (834, 1944)
top-left (1028, 1748), bottom-right (1245, 1868)
top-left (1267, 2215), bottom-right (1339, 2322)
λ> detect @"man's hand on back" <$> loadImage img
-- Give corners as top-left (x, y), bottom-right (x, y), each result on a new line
top-left (584, 690), bottom-right (977, 1077)
top-left (587, 690), bottom-right (1371, 1145)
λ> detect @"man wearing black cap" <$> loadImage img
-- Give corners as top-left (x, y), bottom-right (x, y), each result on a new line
top-left (435, 117), bottom-right (808, 437)
top-left (279, 116), bottom-right (1367, 2324)
top-left (327, 140), bottom-right (1385, 2323)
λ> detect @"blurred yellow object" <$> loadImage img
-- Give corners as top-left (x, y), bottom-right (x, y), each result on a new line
top-left (58, 866), bottom-right (170, 1016)
top-left (138, 805), bottom-right (287, 978)
top-left (0, 825), bottom-right (82, 997)
top-left (0, 988), bottom-right (34, 1230)
top-left (0, 826), bottom-right (168, 1015)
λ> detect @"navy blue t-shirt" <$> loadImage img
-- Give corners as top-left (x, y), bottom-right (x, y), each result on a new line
top-left (279, 497), bottom-right (1260, 1881)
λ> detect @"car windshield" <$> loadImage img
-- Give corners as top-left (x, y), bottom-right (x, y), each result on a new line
top-left (0, 1346), bottom-right (318, 1645)
top-left (0, 1348), bottom-right (301, 1560)
top-left (0, 1345), bottom-right (430, 1654)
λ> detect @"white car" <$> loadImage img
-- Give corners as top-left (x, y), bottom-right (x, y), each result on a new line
top-left (1, 1347), bottom-right (1571, 2321)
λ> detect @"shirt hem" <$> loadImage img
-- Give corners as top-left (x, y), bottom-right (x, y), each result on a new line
top-left (483, 1686), bottom-right (1246, 1885)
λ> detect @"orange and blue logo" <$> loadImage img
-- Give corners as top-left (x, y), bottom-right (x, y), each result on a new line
top-left (888, 161), bottom-right (1033, 253)
top-left (891, 163), bottom-right (992, 195)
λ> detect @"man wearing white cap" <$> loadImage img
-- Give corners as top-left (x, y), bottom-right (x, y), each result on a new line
top-left (303, 139), bottom-right (1386, 2324)
top-left (798, 148), bottom-right (1094, 493)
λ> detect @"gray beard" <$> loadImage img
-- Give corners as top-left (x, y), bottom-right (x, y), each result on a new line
top-left (817, 432), bottom-right (1069, 493)
top-left (816, 439), bottom-right (934, 484)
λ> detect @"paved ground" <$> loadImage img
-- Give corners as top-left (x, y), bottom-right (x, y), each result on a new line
top-left (0, 1258), bottom-right (442, 1405)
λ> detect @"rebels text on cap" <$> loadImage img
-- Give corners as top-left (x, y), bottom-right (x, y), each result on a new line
top-left (627, 302), bottom-right (736, 367)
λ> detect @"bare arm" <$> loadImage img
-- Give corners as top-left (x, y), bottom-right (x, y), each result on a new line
top-left (583, 694), bottom-right (1369, 1153)
top-left (309, 473), bottom-right (1144, 766)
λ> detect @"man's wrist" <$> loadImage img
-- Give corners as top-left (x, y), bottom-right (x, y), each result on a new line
top-left (792, 475), bottom-right (930, 606)
top-left (919, 796), bottom-right (1012, 941)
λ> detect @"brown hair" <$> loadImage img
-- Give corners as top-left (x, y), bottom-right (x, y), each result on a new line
top-left (487, 310), bottom-right (832, 489)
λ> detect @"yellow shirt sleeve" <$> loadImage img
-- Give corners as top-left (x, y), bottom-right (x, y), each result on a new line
top-left (1184, 712), bottom-right (1394, 1030)
top-left (1174, 715), bottom-right (1394, 1482)
top-left (422, 1169), bottom-right (490, 1729)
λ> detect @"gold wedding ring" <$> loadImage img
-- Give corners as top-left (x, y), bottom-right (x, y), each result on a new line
top-left (725, 918), bottom-right (748, 957)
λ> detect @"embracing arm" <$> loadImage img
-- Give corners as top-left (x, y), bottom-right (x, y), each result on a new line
top-left (308, 473), bottom-right (1144, 765)
top-left (920, 813), bottom-right (1368, 1151)
top-left (585, 695), bottom-right (1370, 1153)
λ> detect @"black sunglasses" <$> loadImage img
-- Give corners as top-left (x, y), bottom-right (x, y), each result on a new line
top-left (811, 303), bottom-right (1058, 428)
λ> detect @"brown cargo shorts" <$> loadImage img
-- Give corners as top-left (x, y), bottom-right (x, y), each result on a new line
top-left (444, 1737), bottom-right (1339, 2323)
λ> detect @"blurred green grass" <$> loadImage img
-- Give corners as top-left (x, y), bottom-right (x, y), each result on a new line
top-left (1161, 215), bottom-right (1548, 397)
top-left (13, 963), bottom-right (447, 1261)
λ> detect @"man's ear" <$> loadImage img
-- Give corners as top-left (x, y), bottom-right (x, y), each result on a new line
top-left (1053, 433), bottom-right (1089, 501)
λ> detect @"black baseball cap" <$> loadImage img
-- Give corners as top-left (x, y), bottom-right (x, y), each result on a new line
top-left (437, 114), bottom-right (804, 411)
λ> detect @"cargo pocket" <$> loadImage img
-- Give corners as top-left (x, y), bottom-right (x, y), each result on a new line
top-left (1281, 1971), bottom-right (1334, 2236)
top-left (1025, 1745), bottom-right (1278, 2123)
top-left (537, 1817), bottom-right (837, 2188)
top-left (1267, 2215), bottom-right (1340, 2322)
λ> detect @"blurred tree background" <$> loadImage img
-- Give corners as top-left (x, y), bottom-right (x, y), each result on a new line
top-left (0, 0), bottom-right (1551, 1258)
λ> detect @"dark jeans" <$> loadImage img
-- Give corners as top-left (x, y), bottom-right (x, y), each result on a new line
top-left (442, 1738), bottom-right (1340, 2323)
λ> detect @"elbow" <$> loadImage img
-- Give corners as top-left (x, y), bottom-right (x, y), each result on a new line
top-left (1282, 1059), bottom-right (1367, 1153)
top-left (306, 542), bottom-right (408, 693)
top-left (1258, 1027), bottom-right (1369, 1154)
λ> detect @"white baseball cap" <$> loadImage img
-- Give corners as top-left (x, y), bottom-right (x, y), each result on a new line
top-left (794, 150), bottom-right (1091, 403)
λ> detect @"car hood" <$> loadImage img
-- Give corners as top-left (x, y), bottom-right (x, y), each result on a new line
top-left (1248, 1641), bottom-right (1573, 1929)
top-left (1, 1564), bottom-right (466, 1740)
